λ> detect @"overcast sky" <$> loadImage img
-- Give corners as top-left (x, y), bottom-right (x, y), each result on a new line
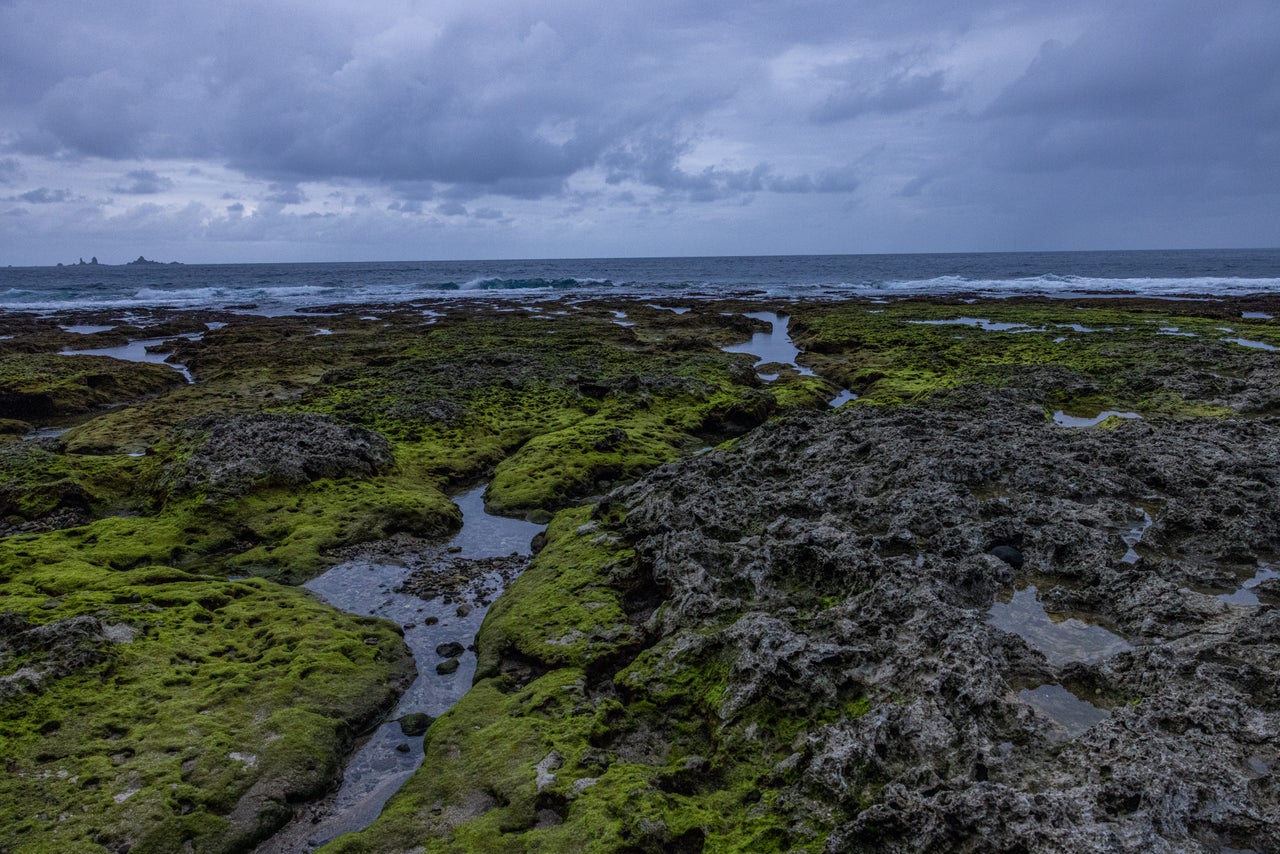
top-left (1, 0), bottom-right (1277, 265)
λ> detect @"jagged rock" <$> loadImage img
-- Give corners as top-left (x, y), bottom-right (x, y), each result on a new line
top-left (167, 412), bottom-right (392, 498)
top-left (599, 385), bottom-right (1280, 852)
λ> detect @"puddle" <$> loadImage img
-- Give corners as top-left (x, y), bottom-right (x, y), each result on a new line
top-left (1158, 327), bottom-right (1196, 337)
top-left (829, 390), bottom-right (858, 408)
top-left (59, 334), bottom-right (200, 383)
top-left (205, 321), bottom-right (228, 331)
top-left (1121, 507), bottom-right (1153, 564)
top-left (988, 586), bottom-right (1131, 666)
top-left (259, 486), bottom-right (544, 852)
top-left (906, 317), bottom-right (1042, 333)
top-left (1056, 323), bottom-right (1096, 333)
top-left (1220, 563), bottom-right (1279, 606)
top-left (1052, 410), bottom-right (1142, 428)
top-left (1226, 338), bottom-right (1277, 351)
top-left (1019, 684), bottom-right (1109, 739)
top-left (1242, 311), bottom-right (1273, 319)
top-left (60, 324), bottom-right (116, 334)
top-left (722, 312), bottom-right (815, 379)
top-left (648, 305), bottom-right (691, 314)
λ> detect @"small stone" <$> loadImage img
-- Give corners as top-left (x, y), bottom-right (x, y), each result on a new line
top-left (447, 545), bottom-right (462, 553)
top-left (436, 641), bottom-right (465, 658)
top-left (436, 657), bottom-right (460, 675)
top-left (424, 616), bottom-right (439, 626)
top-left (395, 743), bottom-right (411, 753)
top-left (456, 604), bottom-right (474, 618)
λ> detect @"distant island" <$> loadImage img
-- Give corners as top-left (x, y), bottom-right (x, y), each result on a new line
top-left (53, 255), bottom-right (183, 267)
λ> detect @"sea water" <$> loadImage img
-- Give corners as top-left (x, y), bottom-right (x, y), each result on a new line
top-left (3, 249), bottom-right (1280, 315)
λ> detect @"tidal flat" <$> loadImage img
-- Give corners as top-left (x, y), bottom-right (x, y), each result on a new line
top-left (2, 294), bottom-right (1280, 852)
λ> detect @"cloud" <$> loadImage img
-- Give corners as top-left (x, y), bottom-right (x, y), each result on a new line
top-left (0, 157), bottom-right (23, 185)
top-left (12, 187), bottom-right (74, 203)
top-left (111, 168), bottom-right (173, 194)
top-left (982, 1), bottom-right (1280, 178)
top-left (263, 182), bottom-right (307, 205)
top-left (0, 0), bottom-right (1277, 260)
top-left (812, 68), bottom-right (954, 123)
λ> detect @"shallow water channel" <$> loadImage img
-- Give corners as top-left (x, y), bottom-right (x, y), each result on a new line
top-left (59, 332), bottom-right (203, 382)
top-left (722, 311), bottom-right (856, 407)
top-left (256, 486), bottom-right (543, 852)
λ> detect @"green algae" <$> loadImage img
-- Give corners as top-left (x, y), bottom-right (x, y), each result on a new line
top-left (1, 303), bottom-right (807, 853)
top-left (0, 571), bottom-right (413, 853)
top-left (0, 354), bottom-right (184, 421)
top-left (791, 299), bottom-right (1277, 416)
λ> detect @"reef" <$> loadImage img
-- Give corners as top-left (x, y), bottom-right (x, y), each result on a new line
top-left (2, 294), bottom-right (1279, 852)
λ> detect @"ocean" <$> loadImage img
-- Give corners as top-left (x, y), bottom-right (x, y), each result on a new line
top-left (2, 248), bottom-right (1280, 315)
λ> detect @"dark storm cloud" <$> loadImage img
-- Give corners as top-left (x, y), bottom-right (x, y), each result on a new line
top-left (0, 1), bottom-right (857, 199)
top-left (982, 0), bottom-right (1280, 179)
top-left (111, 169), bottom-right (173, 194)
top-left (0, 0), bottom-right (1277, 258)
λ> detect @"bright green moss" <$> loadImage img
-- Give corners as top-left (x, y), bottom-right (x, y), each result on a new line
top-left (0, 572), bottom-right (412, 854)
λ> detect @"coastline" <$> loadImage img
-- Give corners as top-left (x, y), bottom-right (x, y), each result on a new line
top-left (2, 292), bottom-right (1279, 852)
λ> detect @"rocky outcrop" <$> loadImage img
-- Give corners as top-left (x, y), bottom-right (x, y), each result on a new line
top-left (601, 387), bottom-right (1279, 852)
top-left (167, 413), bottom-right (393, 498)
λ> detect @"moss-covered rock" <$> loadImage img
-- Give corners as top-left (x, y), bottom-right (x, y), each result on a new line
top-left (0, 353), bottom-right (184, 419)
top-left (0, 568), bottom-right (414, 853)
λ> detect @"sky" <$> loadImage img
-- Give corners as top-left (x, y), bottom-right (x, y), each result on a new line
top-left (1, 0), bottom-right (1277, 265)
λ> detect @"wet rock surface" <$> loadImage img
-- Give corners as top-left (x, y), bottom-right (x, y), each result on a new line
top-left (599, 386), bottom-right (1279, 852)
top-left (0, 613), bottom-right (128, 701)
top-left (166, 412), bottom-right (393, 498)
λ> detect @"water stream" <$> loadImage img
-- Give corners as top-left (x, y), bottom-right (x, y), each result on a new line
top-left (59, 333), bottom-right (202, 382)
top-left (722, 312), bottom-right (815, 378)
top-left (256, 486), bottom-right (543, 852)
top-left (1051, 410), bottom-right (1142, 427)
top-left (1220, 563), bottom-right (1279, 606)
top-left (722, 311), bottom-right (854, 406)
top-left (1225, 337), bottom-right (1277, 351)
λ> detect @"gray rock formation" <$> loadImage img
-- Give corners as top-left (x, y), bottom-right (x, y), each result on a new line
top-left (603, 386), bottom-right (1279, 852)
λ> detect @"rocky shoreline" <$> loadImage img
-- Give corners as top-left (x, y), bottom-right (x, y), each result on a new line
top-left (2, 294), bottom-right (1279, 851)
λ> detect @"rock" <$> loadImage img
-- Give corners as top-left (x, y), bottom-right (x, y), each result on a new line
top-left (435, 642), bottom-right (465, 658)
top-left (535, 751), bottom-right (563, 792)
top-left (592, 388), bottom-right (1280, 852)
top-left (436, 658), bottom-right (460, 675)
top-left (399, 713), bottom-right (435, 736)
top-left (166, 412), bottom-right (393, 498)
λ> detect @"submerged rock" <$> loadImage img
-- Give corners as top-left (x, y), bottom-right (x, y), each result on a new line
top-left (398, 713), bottom-right (435, 737)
